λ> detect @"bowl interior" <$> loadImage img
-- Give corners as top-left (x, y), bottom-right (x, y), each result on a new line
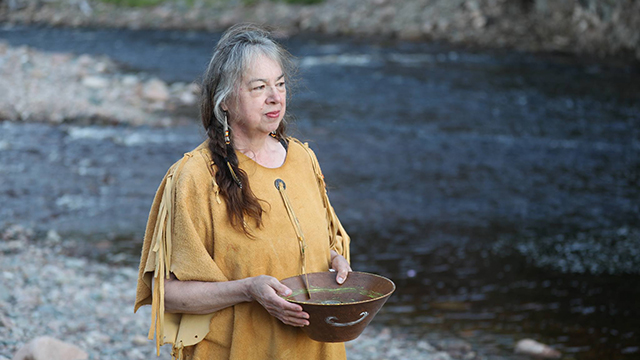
top-left (282, 271), bottom-right (395, 305)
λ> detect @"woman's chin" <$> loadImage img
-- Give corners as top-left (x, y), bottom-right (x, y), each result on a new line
top-left (266, 119), bottom-right (283, 133)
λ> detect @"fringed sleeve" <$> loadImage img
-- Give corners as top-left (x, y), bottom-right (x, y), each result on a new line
top-left (134, 148), bottom-right (233, 359)
top-left (134, 154), bottom-right (191, 356)
top-left (292, 138), bottom-right (351, 263)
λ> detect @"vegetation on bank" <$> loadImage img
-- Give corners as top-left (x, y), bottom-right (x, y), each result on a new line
top-left (0, 0), bottom-right (638, 60)
top-left (98, 0), bottom-right (323, 8)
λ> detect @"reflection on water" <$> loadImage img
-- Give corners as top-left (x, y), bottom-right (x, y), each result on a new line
top-left (354, 227), bottom-right (640, 359)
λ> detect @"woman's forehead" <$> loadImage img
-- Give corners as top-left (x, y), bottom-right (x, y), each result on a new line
top-left (243, 53), bottom-right (283, 80)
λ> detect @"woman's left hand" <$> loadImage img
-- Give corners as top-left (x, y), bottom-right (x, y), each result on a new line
top-left (330, 250), bottom-right (352, 284)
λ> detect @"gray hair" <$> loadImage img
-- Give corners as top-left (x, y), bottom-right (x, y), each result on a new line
top-left (200, 24), bottom-right (297, 233)
top-left (201, 23), bottom-right (296, 130)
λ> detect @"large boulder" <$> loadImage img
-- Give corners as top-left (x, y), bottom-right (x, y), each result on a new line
top-left (12, 336), bottom-right (88, 360)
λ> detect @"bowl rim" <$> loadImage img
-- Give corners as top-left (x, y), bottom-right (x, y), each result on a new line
top-left (281, 271), bottom-right (396, 306)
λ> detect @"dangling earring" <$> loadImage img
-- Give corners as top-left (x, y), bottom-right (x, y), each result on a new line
top-left (224, 113), bottom-right (231, 145)
top-left (269, 130), bottom-right (277, 139)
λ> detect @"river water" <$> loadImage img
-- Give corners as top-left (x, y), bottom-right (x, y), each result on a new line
top-left (1, 25), bottom-right (639, 359)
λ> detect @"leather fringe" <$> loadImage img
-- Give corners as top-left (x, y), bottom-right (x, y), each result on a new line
top-left (148, 153), bottom-right (192, 358)
top-left (291, 138), bottom-right (350, 263)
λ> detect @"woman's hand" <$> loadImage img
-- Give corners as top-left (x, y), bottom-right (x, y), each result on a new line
top-left (330, 250), bottom-right (352, 285)
top-left (247, 275), bottom-right (309, 327)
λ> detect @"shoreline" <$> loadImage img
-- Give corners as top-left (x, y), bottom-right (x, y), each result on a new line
top-left (1, 0), bottom-right (639, 63)
top-left (1, 29), bottom-right (637, 127)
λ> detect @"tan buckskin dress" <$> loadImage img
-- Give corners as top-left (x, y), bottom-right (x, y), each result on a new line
top-left (134, 138), bottom-right (350, 360)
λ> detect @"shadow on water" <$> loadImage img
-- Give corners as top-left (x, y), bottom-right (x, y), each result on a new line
top-left (2, 25), bottom-right (640, 359)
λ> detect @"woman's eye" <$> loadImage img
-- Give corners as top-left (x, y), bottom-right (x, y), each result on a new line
top-left (277, 82), bottom-right (285, 88)
top-left (253, 85), bottom-right (266, 91)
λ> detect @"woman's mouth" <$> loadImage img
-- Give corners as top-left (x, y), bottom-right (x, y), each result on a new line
top-left (266, 111), bottom-right (280, 119)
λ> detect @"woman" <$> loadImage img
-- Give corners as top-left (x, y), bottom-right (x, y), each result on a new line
top-left (134, 23), bottom-right (351, 359)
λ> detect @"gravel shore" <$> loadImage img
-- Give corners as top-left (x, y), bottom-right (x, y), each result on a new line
top-left (0, 225), bottom-right (477, 360)
top-left (0, 41), bottom-right (197, 125)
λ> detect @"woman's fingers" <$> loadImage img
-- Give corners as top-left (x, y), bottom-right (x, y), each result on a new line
top-left (331, 253), bottom-right (351, 284)
top-left (265, 299), bottom-right (309, 327)
top-left (278, 308), bottom-right (310, 327)
top-left (270, 279), bottom-right (293, 297)
top-left (249, 275), bottom-right (309, 326)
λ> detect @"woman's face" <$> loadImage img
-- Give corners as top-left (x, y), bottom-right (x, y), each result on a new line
top-left (226, 53), bottom-right (286, 139)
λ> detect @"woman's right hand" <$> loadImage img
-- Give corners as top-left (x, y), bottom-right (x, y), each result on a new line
top-left (247, 275), bottom-right (310, 327)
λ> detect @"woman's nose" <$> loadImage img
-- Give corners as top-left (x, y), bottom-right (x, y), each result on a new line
top-left (267, 86), bottom-right (282, 104)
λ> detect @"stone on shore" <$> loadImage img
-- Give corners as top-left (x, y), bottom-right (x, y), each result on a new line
top-left (142, 78), bottom-right (170, 102)
top-left (515, 339), bottom-right (561, 359)
top-left (12, 336), bottom-right (88, 360)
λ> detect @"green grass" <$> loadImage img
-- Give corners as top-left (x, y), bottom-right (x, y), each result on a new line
top-left (97, 0), bottom-right (324, 8)
top-left (99, 0), bottom-right (164, 7)
top-left (279, 0), bottom-right (324, 4)
top-left (241, 0), bottom-right (324, 5)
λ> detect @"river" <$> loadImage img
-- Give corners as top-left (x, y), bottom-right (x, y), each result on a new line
top-left (1, 25), bottom-right (639, 359)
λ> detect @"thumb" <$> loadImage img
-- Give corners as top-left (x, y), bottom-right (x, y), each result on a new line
top-left (336, 269), bottom-right (349, 285)
top-left (273, 282), bottom-right (292, 297)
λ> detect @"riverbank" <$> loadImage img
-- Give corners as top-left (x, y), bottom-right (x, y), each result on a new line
top-left (0, 41), bottom-right (196, 124)
top-left (1, 0), bottom-right (639, 62)
top-left (0, 224), bottom-right (478, 360)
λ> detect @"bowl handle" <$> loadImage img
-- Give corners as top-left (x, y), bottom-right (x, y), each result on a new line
top-left (325, 312), bottom-right (369, 327)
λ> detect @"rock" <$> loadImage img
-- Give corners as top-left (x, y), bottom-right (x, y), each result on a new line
top-left (46, 229), bottom-right (61, 244)
top-left (82, 76), bottom-right (109, 89)
top-left (398, 25), bottom-right (423, 41)
top-left (178, 90), bottom-right (197, 105)
top-left (121, 75), bottom-right (139, 86)
top-left (142, 78), bottom-right (170, 102)
top-left (2, 271), bottom-right (14, 280)
top-left (515, 339), bottom-right (561, 359)
top-left (51, 53), bottom-right (72, 66)
top-left (436, 338), bottom-right (473, 357)
top-left (471, 12), bottom-right (487, 29)
top-left (422, 20), bottom-right (435, 34)
top-left (432, 352), bottom-right (453, 360)
top-left (1, 224), bottom-right (33, 242)
top-left (94, 61), bottom-right (108, 73)
top-left (132, 334), bottom-right (148, 346)
top-left (187, 82), bottom-right (201, 94)
top-left (76, 54), bottom-right (93, 67)
top-left (12, 336), bottom-right (88, 360)
top-left (0, 310), bottom-right (14, 328)
top-left (378, 327), bottom-right (392, 340)
top-left (417, 340), bottom-right (435, 351)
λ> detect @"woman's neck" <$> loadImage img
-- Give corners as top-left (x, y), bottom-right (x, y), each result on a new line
top-left (233, 132), bottom-right (286, 168)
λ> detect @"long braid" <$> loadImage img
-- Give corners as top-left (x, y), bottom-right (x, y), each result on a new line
top-left (205, 115), bottom-right (263, 233)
